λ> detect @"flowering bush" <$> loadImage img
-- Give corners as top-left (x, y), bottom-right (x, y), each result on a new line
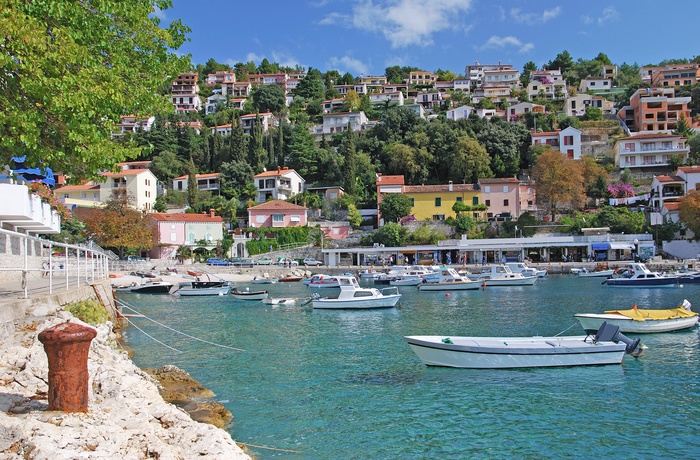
top-left (399, 214), bottom-right (416, 225)
top-left (607, 183), bottom-right (635, 198)
top-left (28, 182), bottom-right (71, 219)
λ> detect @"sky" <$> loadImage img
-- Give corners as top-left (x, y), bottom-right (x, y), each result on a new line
top-left (161, 0), bottom-right (699, 77)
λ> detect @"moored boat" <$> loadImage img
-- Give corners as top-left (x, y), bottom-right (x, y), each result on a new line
top-left (117, 280), bottom-right (174, 294)
top-left (312, 275), bottom-right (401, 309)
top-left (174, 280), bottom-right (232, 296)
top-left (477, 264), bottom-right (538, 286)
top-left (602, 263), bottom-right (680, 287)
top-left (231, 288), bottom-right (269, 300)
top-left (261, 297), bottom-right (298, 305)
top-left (417, 268), bottom-right (481, 291)
top-left (390, 275), bottom-right (424, 286)
top-left (306, 274), bottom-right (341, 288)
top-left (251, 276), bottom-right (277, 284)
top-left (505, 262), bottom-right (547, 278)
top-left (575, 299), bottom-right (698, 334)
top-left (405, 321), bottom-right (641, 369)
top-left (278, 276), bottom-right (303, 282)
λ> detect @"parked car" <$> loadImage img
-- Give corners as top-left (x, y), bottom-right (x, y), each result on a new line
top-left (255, 256), bottom-right (274, 265)
top-left (302, 257), bottom-right (323, 266)
top-left (277, 257), bottom-right (299, 266)
top-left (232, 258), bottom-right (254, 268)
top-left (206, 257), bottom-right (232, 266)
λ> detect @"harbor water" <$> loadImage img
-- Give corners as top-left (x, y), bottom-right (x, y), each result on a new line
top-left (119, 274), bottom-right (700, 459)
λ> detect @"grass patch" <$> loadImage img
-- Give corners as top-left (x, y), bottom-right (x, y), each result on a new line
top-left (65, 299), bottom-right (109, 325)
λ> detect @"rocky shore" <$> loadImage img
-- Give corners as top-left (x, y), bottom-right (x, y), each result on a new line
top-left (0, 301), bottom-right (251, 460)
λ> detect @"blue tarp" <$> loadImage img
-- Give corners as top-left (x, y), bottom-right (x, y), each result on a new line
top-left (10, 156), bottom-right (55, 187)
top-left (591, 243), bottom-right (611, 251)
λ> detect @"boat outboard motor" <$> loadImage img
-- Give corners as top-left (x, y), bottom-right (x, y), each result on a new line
top-left (594, 321), bottom-right (641, 354)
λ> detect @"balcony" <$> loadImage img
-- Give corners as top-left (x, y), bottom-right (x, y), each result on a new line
top-left (0, 184), bottom-right (61, 234)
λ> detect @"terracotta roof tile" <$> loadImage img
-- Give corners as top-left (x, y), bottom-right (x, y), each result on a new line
top-left (404, 184), bottom-right (476, 193)
top-left (150, 212), bottom-right (223, 223)
top-left (248, 200), bottom-right (307, 211)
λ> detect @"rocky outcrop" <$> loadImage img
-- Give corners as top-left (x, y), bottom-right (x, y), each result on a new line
top-left (143, 365), bottom-right (233, 429)
top-left (0, 308), bottom-right (250, 459)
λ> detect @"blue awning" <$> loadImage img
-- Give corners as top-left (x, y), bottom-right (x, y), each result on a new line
top-left (591, 243), bottom-right (611, 251)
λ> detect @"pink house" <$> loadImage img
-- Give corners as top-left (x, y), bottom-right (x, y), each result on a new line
top-left (478, 178), bottom-right (520, 219)
top-left (247, 200), bottom-right (308, 228)
top-left (148, 210), bottom-right (224, 259)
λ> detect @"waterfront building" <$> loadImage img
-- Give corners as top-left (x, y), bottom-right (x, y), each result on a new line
top-left (148, 209), bottom-right (225, 260)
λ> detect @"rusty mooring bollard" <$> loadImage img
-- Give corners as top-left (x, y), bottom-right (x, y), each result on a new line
top-left (38, 322), bottom-right (97, 412)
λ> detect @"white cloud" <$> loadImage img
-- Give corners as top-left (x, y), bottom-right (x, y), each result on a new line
top-left (328, 55), bottom-right (369, 76)
top-left (346, 0), bottom-right (474, 48)
top-left (479, 35), bottom-right (534, 54)
top-left (581, 5), bottom-right (619, 25)
top-left (318, 12), bottom-right (349, 26)
top-left (510, 6), bottom-right (561, 25)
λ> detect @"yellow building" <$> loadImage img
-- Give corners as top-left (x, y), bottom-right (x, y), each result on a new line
top-left (404, 183), bottom-right (481, 220)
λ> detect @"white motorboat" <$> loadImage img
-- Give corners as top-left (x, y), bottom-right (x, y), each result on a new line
top-left (312, 275), bottom-right (401, 309)
top-left (478, 265), bottom-right (538, 286)
top-left (417, 268), bottom-right (481, 291)
top-left (231, 288), bottom-right (269, 300)
top-left (261, 297), bottom-right (298, 305)
top-left (505, 262), bottom-right (547, 278)
top-left (306, 274), bottom-right (341, 288)
top-left (405, 322), bottom-right (641, 369)
top-left (575, 299), bottom-right (698, 334)
top-left (574, 264), bottom-right (616, 277)
top-left (358, 268), bottom-right (383, 280)
top-left (173, 280), bottom-right (232, 296)
top-left (602, 263), bottom-right (680, 287)
top-left (251, 276), bottom-right (277, 284)
top-left (390, 275), bottom-right (424, 286)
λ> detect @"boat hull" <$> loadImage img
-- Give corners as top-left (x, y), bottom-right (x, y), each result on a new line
top-left (177, 287), bottom-right (231, 296)
top-left (312, 294), bottom-right (401, 309)
top-left (262, 297), bottom-right (298, 305)
top-left (577, 270), bottom-right (615, 278)
top-left (482, 276), bottom-right (538, 286)
top-left (405, 335), bottom-right (627, 369)
top-left (418, 281), bottom-right (481, 291)
top-left (603, 278), bottom-right (679, 287)
top-left (128, 283), bottom-right (173, 294)
top-left (231, 290), bottom-right (269, 300)
top-left (575, 313), bottom-right (699, 334)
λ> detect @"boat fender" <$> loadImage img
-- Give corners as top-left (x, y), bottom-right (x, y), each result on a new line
top-left (441, 337), bottom-right (453, 344)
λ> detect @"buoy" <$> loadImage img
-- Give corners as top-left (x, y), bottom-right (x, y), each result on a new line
top-left (445, 293), bottom-right (450, 297)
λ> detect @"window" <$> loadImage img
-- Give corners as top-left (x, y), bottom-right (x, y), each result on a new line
top-left (290, 215), bottom-right (300, 222)
top-left (410, 198), bottom-right (415, 206)
top-left (503, 186), bottom-right (509, 193)
top-left (170, 232), bottom-right (177, 242)
top-left (472, 196), bottom-right (479, 205)
top-left (256, 215), bottom-right (266, 223)
top-left (624, 143), bottom-right (635, 152)
top-left (432, 215), bottom-right (445, 220)
top-left (171, 224), bottom-right (176, 229)
top-left (484, 186), bottom-right (491, 193)
top-left (564, 136), bottom-right (574, 146)
top-left (272, 214), bottom-right (284, 223)
top-left (456, 197), bottom-right (463, 203)
top-left (485, 200), bottom-right (491, 206)
top-left (435, 197), bottom-right (442, 207)
top-left (503, 199), bottom-right (509, 206)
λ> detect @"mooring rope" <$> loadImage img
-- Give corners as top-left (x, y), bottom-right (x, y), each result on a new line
top-left (116, 298), bottom-right (246, 352)
top-left (237, 442), bottom-right (302, 454)
top-left (124, 317), bottom-right (182, 353)
top-left (554, 322), bottom-right (580, 337)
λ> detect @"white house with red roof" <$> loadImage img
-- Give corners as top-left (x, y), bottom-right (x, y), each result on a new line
top-left (148, 209), bottom-right (225, 259)
top-left (247, 200), bottom-right (308, 228)
top-left (531, 127), bottom-right (582, 160)
top-left (649, 165), bottom-right (700, 226)
top-left (253, 166), bottom-right (304, 203)
top-left (613, 133), bottom-right (689, 170)
top-left (172, 173), bottom-right (221, 193)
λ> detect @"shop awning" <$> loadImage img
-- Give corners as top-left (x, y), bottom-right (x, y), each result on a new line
top-left (609, 242), bottom-right (635, 250)
top-left (591, 243), bottom-right (610, 251)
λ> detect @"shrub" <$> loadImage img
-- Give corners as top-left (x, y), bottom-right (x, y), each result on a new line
top-left (65, 299), bottom-right (109, 324)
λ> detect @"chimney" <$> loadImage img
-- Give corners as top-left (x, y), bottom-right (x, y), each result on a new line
top-left (449, 181), bottom-right (453, 191)
top-left (209, 209), bottom-right (215, 218)
top-left (277, 166), bottom-right (281, 172)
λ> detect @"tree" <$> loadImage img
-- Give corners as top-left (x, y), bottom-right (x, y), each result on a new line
top-left (521, 61), bottom-right (538, 86)
top-left (347, 204), bottom-right (362, 228)
top-left (251, 84), bottom-right (286, 114)
top-left (531, 149), bottom-right (585, 221)
top-left (82, 190), bottom-right (155, 258)
top-left (451, 136), bottom-right (492, 183)
top-left (294, 68), bottom-right (325, 100)
top-left (679, 191), bottom-right (700, 238)
top-left (186, 157), bottom-right (198, 208)
top-left (379, 194), bottom-right (413, 224)
top-left (150, 151), bottom-right (185, 185)
top-left (0, 0), bottom-right (190, 179)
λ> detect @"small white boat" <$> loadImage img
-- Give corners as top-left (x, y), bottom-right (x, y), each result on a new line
top-left (231, 288), bottom-right (269, 300)
top-left (251, 276), bottom-right (277, 284)
top-left (417, 268), bottom-right (481, 291)
top-left (575, 299), bottom-right (699, 334)
top-left (602, 263), bottom-right (680, 287)
top-left (174, 280), bottom-right (232, 296)
top-left (575, 265), bottom-right (616, 277)
top-left (262, 297), bottom-right (298, 305)
top-left (312, 275), bottom-right (401, 309)
top-left (478, 265), bottom-right (538, 286)
top-left (358, 269), bottom-right (383, 280)
top-left (405, 322), bottom-right (641, 369)
top-left (505, 262), bottom-right (547, 278)
top-left (390, 275), bottom-right (424, 286)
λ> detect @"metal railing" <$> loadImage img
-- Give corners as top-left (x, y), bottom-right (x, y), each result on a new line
top-left (0, 227), bottom-right (109, 298)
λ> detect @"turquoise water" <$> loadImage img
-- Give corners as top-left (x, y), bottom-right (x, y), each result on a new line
top-left (119, 275), bottom-right (700, 459)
